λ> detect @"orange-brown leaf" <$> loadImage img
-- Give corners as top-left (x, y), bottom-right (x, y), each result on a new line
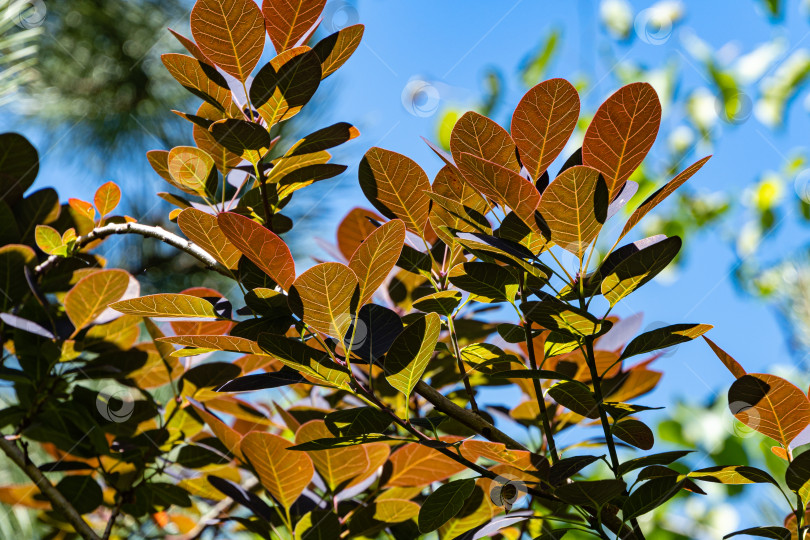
top-left (189, 402), bottom-right (243, 460)
top-left (262, 0), bottom-right (326, 53)
top-left (450, 111), bottom-right (519, 172)
top-left (94, 181), bottom-right (121, 217)
top-left (295, 420), bottom-right (370, 491)
top-left (65, 269), bottom-right (130, 330)
top-left (457, 152), bottom-right (540, 227)
top-left (385, 440), bottom-right (467, 487)
top-left (178, 208), bottom-right (241, 269)
top-left (170, 287), bottom-right (235, 336)
top-left (190, 0), bottom-right (266, 82)
top-left (537, 165), bottom-right (605, 257)
top-left (621, 156), bottom-right (712, 240)
top-left (336, 207), bottom-right (384, 260)
top-left (290, 262), bottom-right (358, 339)
top-left (217, 212), bottom-right (296, 290)
top-left (349, 219), bottom-right (406, 304)
top-left (511, 78), bottom-right (580, 180)
top-left (729, 373), bottom-right (810, 448)
top-left (582, 82), bottom-right (661, 198)
top-left (702, 336), bottom-right (747, 379)
top-left (192, 102), bottom-right (244, 174)
top-left (241, 431), bottom-right (314, 508)
top-left (359, 147), bottom-right (431, 237)
top-left (161, 53), bottom-right (233, 111)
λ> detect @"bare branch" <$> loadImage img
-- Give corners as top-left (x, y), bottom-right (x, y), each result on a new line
top-left (0, 436), bottom-right (101, 540)
top-left (34, 222), bottom-right (231, 278)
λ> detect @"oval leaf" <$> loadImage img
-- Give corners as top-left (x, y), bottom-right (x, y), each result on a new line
top-left (384, 312), bottom-right (441, 396)
top-left (242, 431), bottom-right (314, 509)
top-left (348, 219), bottom-right (406, 305)
top-left (65, 269), bottom-right (130, 330)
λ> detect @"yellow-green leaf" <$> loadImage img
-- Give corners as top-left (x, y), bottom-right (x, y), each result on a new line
top-left (384, 312), bottom-right (440, 396)
top-left (110, 294), bottom-right (220, 319)
top-left (290, 262), bottom-right (358, 340)
top-left (168, 146), bottom-right (215, 197)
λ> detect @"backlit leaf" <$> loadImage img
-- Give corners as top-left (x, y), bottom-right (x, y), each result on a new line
top-left (193, 102), bottom-right (244, 174)
top-left (312, 24), bottom-right (364, 78)
top-left (168, 146), bottom-right (215, 197)
top-left (785, 449), bottom-right (810, 504)
top-left (290, 262), bottom-right (358, 340)
top-left (612, 418), bottom-right (654, 450)
top-left (294, 510), bottom-right (340, 540)
top-left (190, 0), bottom-right (266, 81)
top-left (724, 527), bottom-right (790, 540)
top-left (429, 165), bottom-right (490, 245)
top-left (688, 465), bottom-right (779, 486)
top-left (208, 118), bottom-right (271, 162)
top-left (262, 0), bottom-right (326, 53)
top-left (548, 380), bottom-right (599, 419)
top-left (157, 335), bottom-right (263, 355)
top-left (386, 440), bottom-right (467, 487)
top-left (448, 261), bottom-right (519, 303)
top-left (622, 476), bottom-right (682, 521)
top-left (457, 152), bottom-right (541, 227)
top-left (554, 479), bottom-right (625, 509)
top-left (537, 165), bottom-right (607, 257)
top-left (511, 78), bottom-right (580, 180)
top-left (241, 431), bottom-right (314, 508)
top-left (620, 323), bottom-right (713, 360)
top-left (324, 407), bottom-right (393, 437)
top-left (257, 333), bottom-right (350, 388)
top-left (295, 420), bottom-right (371, 491)
top-left (287, 122), bottom-right (360, 156)
top-left (94, 181), bottom-right (121, 217)
top-left (359, 147), bottom-right (431, 236)
top-left (450, 111), bottom-right (519, 172)
top-left (582, 82), bottom-right (662, 198)
top-left (250, 47), bottom-right (322, 126)
top-left (418, 478), bottom-right (476, 533)
top-left (161, 53), bottom-right (233, 111)
top-left (703, 336), bottom-right (747, 379)
top-left (601, 235), bottom-right (681, 306)
top-left (34, 225), bottom-right (62, 255)
top-left (190, 402), bottom-right (243, 459)
top-left (384, 312), bottom-right (441, 396)
top-left (217, 212), bottom-right (296, 290)
top-left (0, 133), bottom-right (38, 203)
top-left (728, 374), bottom-right (810, 447)
top-left (521, 297), bottom-right (607, 339)
top-left (620, 156), bottom-right (711, 240)
top-left (65, 269), bottom-right (130, 330)
top-left (168, 28), bottom-right (209, 62)
top-left (412, 291), bottom-right (462, 316)
top-left (348, 219), bottom-right (406, 304)
top-left (178, 208), bottom-right (241, 270)
top-left (110, 294), bottom-right (219, 319)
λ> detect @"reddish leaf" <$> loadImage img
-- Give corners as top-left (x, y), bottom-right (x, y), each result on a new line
top-left (511, 78), bottom-right (580, 180)
top-left (217, 212), bottom-right (296, 290)
top-left (336, 207), bottom-right (383, 260)
top-left (190, 0), bottom-right (266, 82)
top-left (702, 336), bottom-right (747, 379)
top-left (450, 111), bottom-right (519, 172)
top-left (65, 269), bottom-right (130, 331)
top-left (262, 0), bottom-right (326, 53)
top-left (161, 53), bottom-right (233, 112)
top-left (385, 440), bottom-right (467, 487)
top-left (582, 82), bottom-right (661, 198)
top-left (168, 28), bottom-right (210, 63)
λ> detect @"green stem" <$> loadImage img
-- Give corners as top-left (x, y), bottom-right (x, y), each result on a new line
top-left (447, 316), bottom-right (479, 413)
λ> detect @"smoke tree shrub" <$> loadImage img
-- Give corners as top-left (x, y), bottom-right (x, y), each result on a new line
top-left (1, 0), bottom-right (809, 539)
